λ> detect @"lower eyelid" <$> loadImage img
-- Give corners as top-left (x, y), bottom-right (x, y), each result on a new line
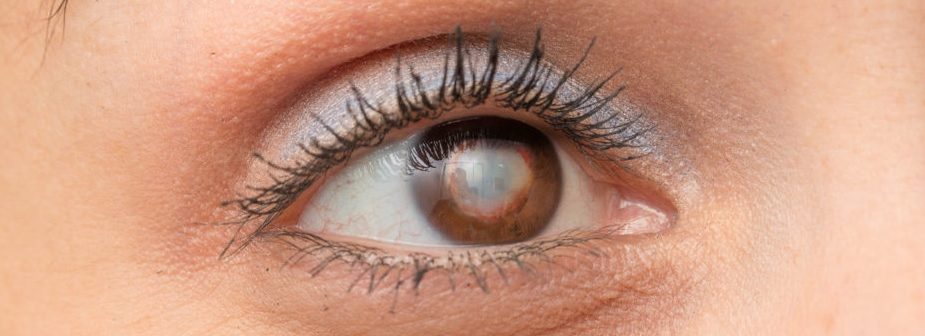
top-left (244, 226), bottom-right (695, 333)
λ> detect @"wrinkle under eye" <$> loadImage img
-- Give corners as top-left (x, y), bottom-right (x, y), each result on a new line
top-left (410, 117), bottom-right (562, 244)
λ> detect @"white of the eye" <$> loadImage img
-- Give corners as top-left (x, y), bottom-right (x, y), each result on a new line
top-left (296, 133), bottom-right (666, 247)
top-left (298, 137), bottom-right (457, 246)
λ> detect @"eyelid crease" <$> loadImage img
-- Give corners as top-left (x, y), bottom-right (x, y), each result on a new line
top-left (219, 27), bottom-right (652, 259)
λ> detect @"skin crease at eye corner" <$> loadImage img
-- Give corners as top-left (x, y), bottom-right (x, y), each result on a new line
top-left (0, 0), bottom-right (923, 336)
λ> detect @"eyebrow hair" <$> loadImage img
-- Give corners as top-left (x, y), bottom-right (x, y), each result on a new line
top-left (45, 0), bottom-right (69, 41)
top-left (41, 0), bottom-right (70, 66)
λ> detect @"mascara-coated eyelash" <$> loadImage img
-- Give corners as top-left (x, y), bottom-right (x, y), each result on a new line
top-left (221, 28), bottom-right (649, 255)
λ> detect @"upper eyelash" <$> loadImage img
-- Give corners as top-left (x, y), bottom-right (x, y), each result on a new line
top-left (357, 117), bottom-right (551, 178)
top-left (220, 27), bottom-right (647, 257)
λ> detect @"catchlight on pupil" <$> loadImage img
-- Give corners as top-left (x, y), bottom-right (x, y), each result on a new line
top-left (409, 117), bottom-right (562, 244)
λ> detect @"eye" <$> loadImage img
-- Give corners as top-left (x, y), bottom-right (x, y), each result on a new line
top-left (223, 28), bottom-right (675, 294)
top-left (301, 116), bottom-right (566, 246)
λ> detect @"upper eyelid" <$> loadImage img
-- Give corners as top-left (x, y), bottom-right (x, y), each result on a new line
top-left (275, 29), bottom-right (646, 160)
top-left (220, 28), bottom-right (651, 256)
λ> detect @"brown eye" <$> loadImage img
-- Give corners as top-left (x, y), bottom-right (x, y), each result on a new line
top-left (409, 117), bottom-right (562, 244)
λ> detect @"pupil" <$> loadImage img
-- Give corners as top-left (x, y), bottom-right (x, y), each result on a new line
top-left (410, 117), bottom-right (562, 244)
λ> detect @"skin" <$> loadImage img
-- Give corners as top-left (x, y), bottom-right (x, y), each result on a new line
top-left (1, 0), bottom-right (923, 335)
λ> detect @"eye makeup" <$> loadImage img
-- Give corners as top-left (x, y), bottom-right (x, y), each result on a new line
top-left (220, 28), bottom-right (670, 300)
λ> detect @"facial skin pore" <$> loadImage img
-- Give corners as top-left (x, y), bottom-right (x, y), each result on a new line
top-left (0, 1), bottom-right (923, 335)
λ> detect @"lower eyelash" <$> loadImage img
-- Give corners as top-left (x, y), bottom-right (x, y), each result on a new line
top-left (219, 27), bottom-right (650, 282)
top-left (255, 227), bottom-right (611, 310)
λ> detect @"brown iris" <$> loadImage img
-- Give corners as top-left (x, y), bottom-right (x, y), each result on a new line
top-left (409, 117), bottom-right (561, 244)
